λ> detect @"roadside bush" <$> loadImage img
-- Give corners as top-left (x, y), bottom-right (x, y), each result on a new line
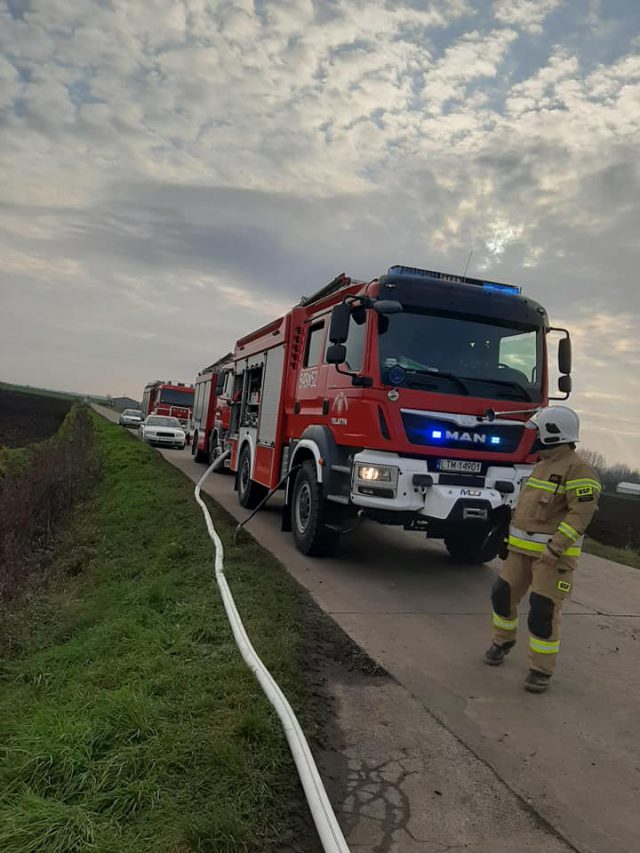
top-left (0, 406), bottom-right (101, 603)
top-left (589, 493), bottom-right (640, 551)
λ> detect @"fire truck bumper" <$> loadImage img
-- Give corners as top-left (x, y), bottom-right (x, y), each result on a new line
top-left (350, 450), bottom-right (532, 521)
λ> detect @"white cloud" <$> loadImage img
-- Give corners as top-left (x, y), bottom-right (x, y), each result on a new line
top-left (493, 0), bottom-right (564, 34)
top-left (0, 0), bottom-right (638, 464)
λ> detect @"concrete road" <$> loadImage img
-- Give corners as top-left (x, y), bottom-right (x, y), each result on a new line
top-left (97, 411), bottom-right (640, 852)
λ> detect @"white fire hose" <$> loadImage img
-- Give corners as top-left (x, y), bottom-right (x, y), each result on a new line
top-left (194, 452), bottom-right (350, 853)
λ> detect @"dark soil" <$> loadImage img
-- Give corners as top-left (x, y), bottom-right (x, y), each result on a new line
top-left (0, 389), bottom-right (71, 447)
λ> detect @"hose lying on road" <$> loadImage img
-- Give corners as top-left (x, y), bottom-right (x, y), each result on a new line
top-left (194, 452), bottom-right (350, 853)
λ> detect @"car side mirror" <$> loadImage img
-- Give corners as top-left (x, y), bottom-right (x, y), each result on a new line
top-left (329, 302), bottom-right (352, 343)
top-left (326, 343), bottom-right (347, 365)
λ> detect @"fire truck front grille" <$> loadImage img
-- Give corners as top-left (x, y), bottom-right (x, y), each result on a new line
top-left (437, 473), bottom-right (486, 487)
top-left (401, 413), bottom-right (523, 453)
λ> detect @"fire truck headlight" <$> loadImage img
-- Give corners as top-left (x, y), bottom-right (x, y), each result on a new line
top-left (355, 464), bottom-right (399, 497)
top-left (358, 465), bottom-right (390, 481)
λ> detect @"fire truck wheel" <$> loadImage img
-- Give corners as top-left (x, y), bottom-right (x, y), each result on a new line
top-left (292, 461), bottom-right (338, 557)
top-left (444, 523), bottom-right (502, 564)
top-left (193, 432), bottom-right (207, 464)
top-left (237, 445), bottom-right (263, 509)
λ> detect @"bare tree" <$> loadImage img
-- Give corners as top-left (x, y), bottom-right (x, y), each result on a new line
top-left (578, 448), bottom-right (607, 474)
top-left (579, 448), bottom-right (640, 492)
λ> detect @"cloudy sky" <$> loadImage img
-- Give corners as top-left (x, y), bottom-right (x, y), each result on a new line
top-left (0, 0), bottom-right (638, 465)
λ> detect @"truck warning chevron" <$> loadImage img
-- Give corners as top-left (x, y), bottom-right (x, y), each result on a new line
top-left (214, 265), bottom-right (573, 563)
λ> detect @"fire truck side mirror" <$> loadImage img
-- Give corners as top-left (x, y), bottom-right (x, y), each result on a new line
top-left (558, 374), bottom-right (572, 394)
top-left (373, 299), bottom-right (403, 315)
top-left (329, 302), bottom-right (352, 344)
top-left (326, 343), bottom-right (347, 365)
top-left (558, 336), bottom-right (572, 375)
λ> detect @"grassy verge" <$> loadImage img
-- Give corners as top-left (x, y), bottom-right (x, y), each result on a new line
top-left (584, 537), bottom-right (640, 569)
top-left (0, 413), bottom-right (351, 852)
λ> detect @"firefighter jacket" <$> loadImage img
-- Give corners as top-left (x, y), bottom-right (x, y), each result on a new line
top-left (508, 444), bottom-right (601, 566)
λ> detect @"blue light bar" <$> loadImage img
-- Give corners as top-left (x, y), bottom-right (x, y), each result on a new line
top-left (482, 282), bottom-right (522, 296)
top-left (387, 265), bottom-right (522, 295)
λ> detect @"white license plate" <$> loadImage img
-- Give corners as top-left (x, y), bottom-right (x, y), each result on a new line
top-left (438, 459), bottom-right (482, 473)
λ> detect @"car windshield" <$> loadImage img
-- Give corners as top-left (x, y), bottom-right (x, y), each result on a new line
top-left (147, 416), bottom-right (181, 427)
top-left (378, 309), bottom-right (542, 402)
top-left (123, 410), bottom-right (142, 417)
top-left (159, 388), bottom-right (193, 406)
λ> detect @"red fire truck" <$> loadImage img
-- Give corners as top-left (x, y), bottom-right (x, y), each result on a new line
top-left (190, 354), bottom-right (233, 465)
top-left (141, 381), bottom-right (194, 426)
top-left (226, 265), bottom-right (572, 562)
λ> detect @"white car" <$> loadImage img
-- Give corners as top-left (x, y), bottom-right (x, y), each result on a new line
top-left (119, 408), bottom-right (143, 428)
top-left (139, 415), bottom-right (186, 450)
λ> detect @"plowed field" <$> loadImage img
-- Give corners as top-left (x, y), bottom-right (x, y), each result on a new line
top-left (0, 389), bottom-right (71, 448)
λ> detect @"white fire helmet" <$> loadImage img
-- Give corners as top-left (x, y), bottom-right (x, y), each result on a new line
top-left (535, 406), bottom-right (580, 445)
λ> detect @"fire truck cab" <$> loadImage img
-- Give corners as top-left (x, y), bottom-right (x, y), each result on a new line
top-left (227, 265), bottom-right (572, 562)
top-left (191, 355), bottom-right (233, 466)
top-left (141, 380), bottom-right (195, 427)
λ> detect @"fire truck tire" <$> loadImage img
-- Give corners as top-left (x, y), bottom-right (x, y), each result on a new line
top-left (209, 433), bottom-right (226, 472)
top-left (237, 445), bottom-right (264, 509)
top-left (291, 461), bottom-right (338, 557)
top-left (193, 432), bottom-right (207, 464)
top-left (444, 523), bottom-right (502, 564)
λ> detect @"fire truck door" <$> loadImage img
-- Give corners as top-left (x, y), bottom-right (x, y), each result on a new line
top-left (295, 320), bottom-right (328, 419)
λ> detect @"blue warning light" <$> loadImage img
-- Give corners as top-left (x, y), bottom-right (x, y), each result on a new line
top-left (431, 430), bottom-right (443, 440)
top-left (490, 436), bottom-right (502, 445)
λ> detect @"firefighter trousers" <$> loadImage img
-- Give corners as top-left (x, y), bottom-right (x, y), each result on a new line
top-left (490, 551), bottom-right (575, 676)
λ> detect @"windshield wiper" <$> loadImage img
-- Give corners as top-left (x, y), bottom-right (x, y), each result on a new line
top-left (460, 376), bottom-right (533, 401)
top-left (406, 368), bottom-right (470, 395)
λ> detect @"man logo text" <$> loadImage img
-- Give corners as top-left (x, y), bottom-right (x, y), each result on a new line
top-left (445, 430), bottom-right (486, 445)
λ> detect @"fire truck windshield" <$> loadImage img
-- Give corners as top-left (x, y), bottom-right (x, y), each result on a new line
top-left (159, 388), bottom-right (193, 406)
top-left (378, 309), bottom-right (542, 402)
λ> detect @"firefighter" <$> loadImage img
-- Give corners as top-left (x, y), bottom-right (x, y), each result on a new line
top-left (484, 406), bottom-right (601, 693)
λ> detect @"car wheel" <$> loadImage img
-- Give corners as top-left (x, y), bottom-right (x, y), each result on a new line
top-left (237, 445), bottom-right (264, 509)
top-left (291, 460), bottom-right (338, 556)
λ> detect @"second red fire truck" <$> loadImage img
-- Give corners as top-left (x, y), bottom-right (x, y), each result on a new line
top-left (141, 380), bottom-right (195, 426)
top-left (190, 355), bottom-right (233, 466)
top-left (220, 265), bottom-right (572, 562)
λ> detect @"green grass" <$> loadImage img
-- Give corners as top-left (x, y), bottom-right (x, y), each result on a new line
top-left (584, 537), bottom-right (640, 569)
top-left (0, 413), bottom-right (335, 852)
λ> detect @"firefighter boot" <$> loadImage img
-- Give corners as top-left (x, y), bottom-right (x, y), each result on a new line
top-left (483, 641), bottom-right (515, 666)
top-left (524, 669), bottom-right (551, 693)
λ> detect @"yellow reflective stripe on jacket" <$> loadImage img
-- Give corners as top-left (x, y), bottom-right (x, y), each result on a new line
top-left (558, 521), bottom-right (580, 542)
top-left (563, 545), bottom-right (582, 557)
top-left (529, 636), bottom-right (560, 654)
top-left (509, 527), bottom-right (582, 558)
top-left (566, 478), bottom-right (601, 492)
top-left (493, 612), bottom-right (518, 631)
top-left (526, 477), bottom-right (565, 494)
top-left (509, 534), bottom-right (545, 553)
